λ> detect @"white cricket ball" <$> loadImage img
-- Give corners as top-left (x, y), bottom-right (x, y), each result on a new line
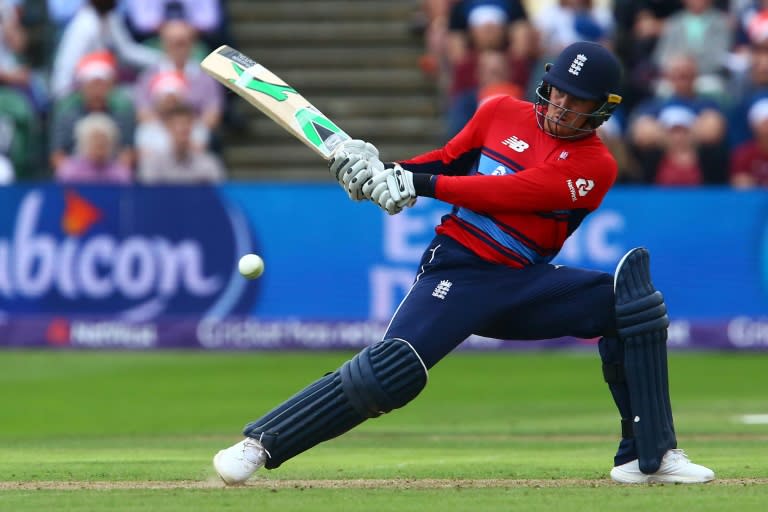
top-left (238, 253), bottom-right (264, 279)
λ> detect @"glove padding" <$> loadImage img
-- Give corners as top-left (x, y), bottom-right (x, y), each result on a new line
top-left (362, 163), bottom-right (417, 215)
top-left (328, 139), bottom-right (383, 201)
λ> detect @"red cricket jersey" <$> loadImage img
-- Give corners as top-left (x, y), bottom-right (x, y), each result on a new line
top-left (400, 95), bottom-right (618, 268)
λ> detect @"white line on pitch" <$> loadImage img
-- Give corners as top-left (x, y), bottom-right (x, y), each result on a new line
top-left (738, 414), bottom-right (768, 424)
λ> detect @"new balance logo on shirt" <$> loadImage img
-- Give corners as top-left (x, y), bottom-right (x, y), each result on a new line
top-left (501, 136), bottom-right (529, 153)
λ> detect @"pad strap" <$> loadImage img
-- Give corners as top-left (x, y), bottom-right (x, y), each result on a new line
top-left (621, 418), bottom-right (634, 439)
top-left (602, 362), bottom-right (625, 384)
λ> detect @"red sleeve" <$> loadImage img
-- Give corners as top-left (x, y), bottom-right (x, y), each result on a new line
top-left (433, 148), bottom-right (617, 213)
top-left (399, 95), bottom-right (506, 175)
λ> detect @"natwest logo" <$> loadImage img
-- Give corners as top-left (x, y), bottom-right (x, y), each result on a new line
top-left (45, 317), bottom-right (158, 348)
top-left (0, 188), bottom-right (256, 321)
top-left (566, 178), bottom-right (594, 201)
top-left (575, 178), bottom-right (594, 196)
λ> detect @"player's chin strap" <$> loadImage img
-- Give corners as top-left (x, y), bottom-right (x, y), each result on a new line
top-left (612, 248), bottom-right (677, 474)
top-left (243, 338), bottom-right (428, 469)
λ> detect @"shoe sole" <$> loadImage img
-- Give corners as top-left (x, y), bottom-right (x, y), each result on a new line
top-left (611, 468), bottom-right (715, 484)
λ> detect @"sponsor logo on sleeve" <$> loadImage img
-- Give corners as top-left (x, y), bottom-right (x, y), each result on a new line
top-left (566, 179), bottom-right (577, 202)
top-left (575, 178), bottom-right (594, 196)
top-left (566, 178), bottom-right (595, 201)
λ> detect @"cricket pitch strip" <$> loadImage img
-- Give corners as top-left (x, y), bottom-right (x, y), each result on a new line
top-left (2, 478), bottom-right (768, 490)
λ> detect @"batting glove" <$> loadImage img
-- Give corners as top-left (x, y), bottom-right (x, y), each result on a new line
top-left (362, 163), bottom-right (417, 215)
top-left (328, 139), bottom-right (383, 201)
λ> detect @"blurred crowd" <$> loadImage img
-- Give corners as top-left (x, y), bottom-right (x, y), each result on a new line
top-left (413, 0), bottom-right (768, 187)
top-left (4, 1), bottom-right (768, 188)
top-left (0, 0), bottom-right (229, 186)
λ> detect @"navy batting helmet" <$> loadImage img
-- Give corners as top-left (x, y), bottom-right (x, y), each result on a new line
top-left (535, 41), bottom-right (623, 138)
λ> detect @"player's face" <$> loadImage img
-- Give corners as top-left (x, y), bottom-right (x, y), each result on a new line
top-left (544, 87), bottom-right (600, 138)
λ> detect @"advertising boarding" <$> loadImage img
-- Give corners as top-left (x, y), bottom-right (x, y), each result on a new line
top-left (0, 184), bottom-right (766, 351)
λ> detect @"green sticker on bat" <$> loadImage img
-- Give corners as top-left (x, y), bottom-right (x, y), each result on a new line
top-left (229, 63), bottom-right (297, 101)
top-left (295, 107), bottom-right (350, 154)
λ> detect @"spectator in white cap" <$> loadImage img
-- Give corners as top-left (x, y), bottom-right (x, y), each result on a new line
top-left (652, 105), bottom-right (703, 186)
top-left (628, 53), bottom-right (728, 183)
top-left (726, 38), bottom-right (768, 149)
top-left (466, 5), bottom-right (509, 52)
top-left (729, 97), bottom-right (768, 187)
top-left (447, 0), bottom-right (533, 72)
top-left (630, 55), bottom-right (726, 148)
top-left (658, 105), bottom-right (698, 130)
top-left (442, 0), bottom-right (534, 140)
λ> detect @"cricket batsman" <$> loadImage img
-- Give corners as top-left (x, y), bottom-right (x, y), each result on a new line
top-left (213, 41), bottom-right (715, 485)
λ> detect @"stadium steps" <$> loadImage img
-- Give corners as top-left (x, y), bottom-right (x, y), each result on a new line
top-left (222, 0), bottom-right (441, 180)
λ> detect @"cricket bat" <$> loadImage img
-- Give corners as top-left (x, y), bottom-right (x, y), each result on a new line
top-left (200, 45), bottom-right (351, 160)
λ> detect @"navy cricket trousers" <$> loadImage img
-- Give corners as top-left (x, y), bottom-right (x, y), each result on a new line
top-left (384, 235), bottom-right (617, 369)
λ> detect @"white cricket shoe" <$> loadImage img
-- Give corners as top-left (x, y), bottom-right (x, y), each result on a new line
top-left (610, 449), bottom-right (715, 484)
top-left (213, 437), bottom-right (267, 485)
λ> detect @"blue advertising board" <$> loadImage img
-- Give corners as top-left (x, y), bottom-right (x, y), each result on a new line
top-left (0, 184), bottom-right (766, 350)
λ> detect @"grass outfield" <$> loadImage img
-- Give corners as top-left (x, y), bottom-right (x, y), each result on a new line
top-left (0, 350), bottom-right (766, 511)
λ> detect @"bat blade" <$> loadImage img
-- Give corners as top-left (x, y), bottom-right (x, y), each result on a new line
top-left (201, 45), bottom-right (350, 160)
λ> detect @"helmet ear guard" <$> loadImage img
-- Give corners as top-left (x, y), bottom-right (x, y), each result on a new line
top-left (599, 93), bottom-right (623, 121)
top-left (589, 92), bottom-right (623, 128)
